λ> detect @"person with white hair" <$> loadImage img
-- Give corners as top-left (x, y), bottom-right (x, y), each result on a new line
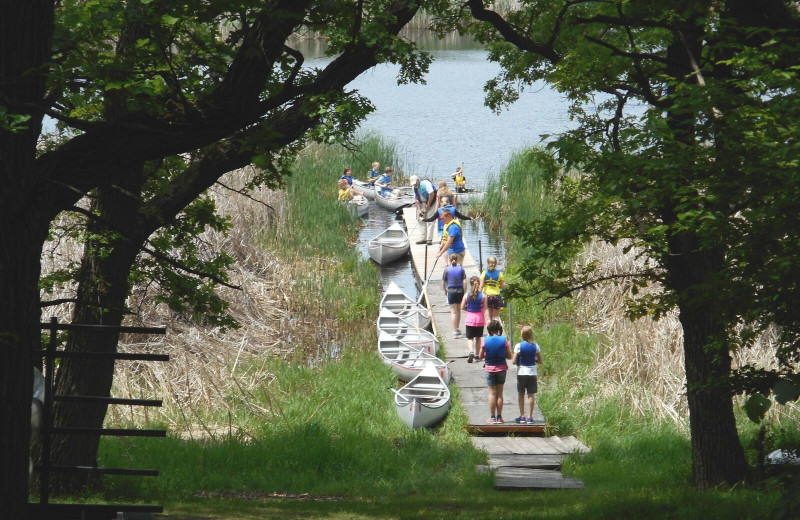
top-left (409, 175), bottom-right (437, 245)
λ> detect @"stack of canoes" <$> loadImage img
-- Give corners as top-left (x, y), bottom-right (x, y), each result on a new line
top-left (368, 224), bottom-right (410, 265)
top-left (378, 283), bottom-right (450, 429)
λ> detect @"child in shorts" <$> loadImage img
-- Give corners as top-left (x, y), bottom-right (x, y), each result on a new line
top-left (512, 325), bottom-right (543, 424)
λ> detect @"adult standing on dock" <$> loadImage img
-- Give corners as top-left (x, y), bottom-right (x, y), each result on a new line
top-left (410, 175), bottom-right (437, 245)
top-left (442, 253), bottom-right (467, 338)
top-left (435, 208), bottom-right (465, 265)
top-left (479, 319), bottom-right (512, 424)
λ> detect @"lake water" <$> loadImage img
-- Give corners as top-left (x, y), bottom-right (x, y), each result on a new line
top-left (298, 32), bottom-right (574, 297)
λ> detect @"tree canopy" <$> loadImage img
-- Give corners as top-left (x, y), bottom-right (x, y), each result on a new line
top-left (1, 0), bottom-right (430, 516)
top-left (457, 0), bottom-right (800, 487)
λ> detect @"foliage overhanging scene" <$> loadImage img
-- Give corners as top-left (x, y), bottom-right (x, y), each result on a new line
top-left (2, 1), bottom-right (799, 519)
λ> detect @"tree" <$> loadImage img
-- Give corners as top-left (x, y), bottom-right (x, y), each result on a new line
top-left (458, 0), bottom-right (800, 487)
top-left (1, 0), bottom-right (429, 516)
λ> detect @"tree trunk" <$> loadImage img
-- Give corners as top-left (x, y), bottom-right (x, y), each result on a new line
top-left (666, 232), bottom-right (749, 487)
top-left (50, 169), bottom-right (145, 494)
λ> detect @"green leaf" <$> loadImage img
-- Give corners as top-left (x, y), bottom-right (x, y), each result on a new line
top-left (161, 15), bottom-right (180, 26)
top-left (743, 393), bottom-right (771, 423)
top-left (773, 380), bottom-right (800, 405)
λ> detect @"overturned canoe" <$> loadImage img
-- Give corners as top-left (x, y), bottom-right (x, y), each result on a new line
top-left (379, 281), bottom-right (430, 329)
top-left (393, 364), bottom-right (451, 429)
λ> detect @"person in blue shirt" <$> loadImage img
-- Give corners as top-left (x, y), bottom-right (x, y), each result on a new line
top-left (339, 167), bottom-right (354, 186)
top-left (374, 167), bottom-right (393, 197)
top-left (367, 161), bottom-right (380, 185)
top-left (435, 208), bottom-right (466, 265)
top-left (422, 196), bottom-right (471, 242)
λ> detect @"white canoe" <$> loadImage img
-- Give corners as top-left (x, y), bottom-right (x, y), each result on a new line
top-left (377, 308), bottom-right (438, 356)
top-left (353, 180), bottom-right (376, 200)
top-left (453, 188), bottom-right (484, 204)
top-left (346, 195), bottom-right (369, 218)
top-left (368, 223), bottom-right (410, 265)
top-left (379, 281), bottom-right (431, 329)
top-left (393, 364), bottom-right (451, 429)
top-left (378, 332), bottom-right (450, 383)
top-left (375, 186), bottom-right (415, 211)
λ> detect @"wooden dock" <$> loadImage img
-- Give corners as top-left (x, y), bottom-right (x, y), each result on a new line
top-left (399, 207), bottom-right (587, 489)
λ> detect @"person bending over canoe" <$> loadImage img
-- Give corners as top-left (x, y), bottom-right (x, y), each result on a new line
top-left (423, 196), bottom-right (471, 243)
top-left (410, 175), bottom-right (438, 245)
top-left (478, 319), bottom-right (512, 424)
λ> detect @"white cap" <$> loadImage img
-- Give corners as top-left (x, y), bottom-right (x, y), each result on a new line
top-left (409, 175), bottom-right (419, 185)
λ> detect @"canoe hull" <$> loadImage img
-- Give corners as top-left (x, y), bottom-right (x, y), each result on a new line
top-left (368, 224), bottom-right (410, 265)
top-left (375, 188), bottom-right (415, 211)
top-left (393, 365), bottom-right (451, 429)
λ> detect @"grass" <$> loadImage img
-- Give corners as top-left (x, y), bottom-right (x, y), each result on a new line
top-left (76, 139), bottom-right (799, 519)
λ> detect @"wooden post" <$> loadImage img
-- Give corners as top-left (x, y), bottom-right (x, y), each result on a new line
top-left (478, 240), bottom-right (483, 272)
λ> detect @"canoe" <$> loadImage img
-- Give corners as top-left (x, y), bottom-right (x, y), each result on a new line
top-left (379, 281), bottom-right (431, 329)
top-left (378, 331), bottom-right (450, 383)
top-left (375, 186), bottom-right (415, 211)
top-left (453, 188), bottom-right (484, 204)
top-left (346, 195), bottom-right (370, 218)
top-left (377, 308), bottom-right (438, 356)
top-left (368, 223), bottom-right (410, 265)
top-left (393, 364), bottom-right (451, 429)
top-left (353, 180), bottom-right (376, 200)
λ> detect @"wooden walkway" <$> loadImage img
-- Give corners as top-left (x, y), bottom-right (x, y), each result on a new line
top-left (399, 207), bottom-right (588, 489)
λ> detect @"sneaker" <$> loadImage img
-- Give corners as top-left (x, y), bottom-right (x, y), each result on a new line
top-left (452, 330), bottom-right (460, 338)
top-left (514, 416), bottom-right (525, 424)
top-left (487, 416), bottom-right (496, 424)
top-left (526, 417), bottom-right (534, 424)
top-left (467, 352), bottom-right (474, 363)
top-left (496, 416), bottom-right (504, 424)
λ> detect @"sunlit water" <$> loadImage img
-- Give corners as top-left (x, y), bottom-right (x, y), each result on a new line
top-left (299, 32), bottom-right (575, 295)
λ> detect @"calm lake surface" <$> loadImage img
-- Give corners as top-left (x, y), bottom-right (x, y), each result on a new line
top-left (297, 32), bottom-right (574, 297)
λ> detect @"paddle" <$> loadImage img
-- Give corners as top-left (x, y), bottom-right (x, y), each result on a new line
top-left (387, 386), bottom-right (411, 404)
top-left (416, 252), bottom-right (442, 304)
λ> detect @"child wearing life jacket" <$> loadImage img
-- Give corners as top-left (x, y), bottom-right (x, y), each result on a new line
top-left (460, 276), bottom-right (486, 363)
top-left (480, 256), bottom-right (507, 321)
top-left (337, 178), bottom-right (353, 201)
top-left (451, 166), bottom-right (466, 193)
top-left (442, 253), bottom-right (466, 338)
top-left (367, 161), bottom-right (380, 184)
top-left (512, 325), bottom-right (543, 424)
top-left (478, 319), bottom-right (512, 424)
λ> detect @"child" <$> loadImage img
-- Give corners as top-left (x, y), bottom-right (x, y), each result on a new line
top-left (480, 256), bottom-right (506, 321)
top-left (367, 161), bottom-right (380, 184)
top-left (337, 178), bottom-right (353, 201)
top-left (374, 166), bottom-right (393, 197)
top-left (442, 253), bottom-right (466, 338)
top-left (451, 166), bottom-right (466, 193)
top-left (461, 276), bottom-right (486, 363)
top-left (512, 325), bottom-right (543, 424)
top-left (478, 319), bottom-right (512, 424)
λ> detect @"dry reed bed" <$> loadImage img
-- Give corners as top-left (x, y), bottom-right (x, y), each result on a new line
top-left (573, 239), bottom-right (796, 425)
top-left (40, 167), bottom-right (359, 434)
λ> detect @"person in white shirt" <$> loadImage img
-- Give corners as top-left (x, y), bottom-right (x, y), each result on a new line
top-left (511, 325), bottom-right (543, 424)
top-left (410, 175), bottom-right (437, 245)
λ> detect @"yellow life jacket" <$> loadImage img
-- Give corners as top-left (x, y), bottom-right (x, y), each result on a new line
top-left (338, 187), bottom-right (353, 201)
top-left (443, 218), bottom-right (462, 240)
top-left (454, 172), bottom-right (466, 188)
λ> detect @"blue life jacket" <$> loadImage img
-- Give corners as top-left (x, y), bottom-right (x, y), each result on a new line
top-left (465, 292), bottom-right (483, 312)
top-left (484, 335), bottom-right (507, 366)
top-left (368, 169), bottom-right (379, 179)
top-left (340, 175), bottom-right (353, 185)
top-left (445, 265), bottom-right (465, 288)
top-left (415, 179), bottom-right (436, 204)
top-left (519, 341), bottom-right (538, 367)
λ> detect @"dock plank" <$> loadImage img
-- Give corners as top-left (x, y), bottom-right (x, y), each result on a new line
top-left (495, 468), bottom-right (585, 490)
